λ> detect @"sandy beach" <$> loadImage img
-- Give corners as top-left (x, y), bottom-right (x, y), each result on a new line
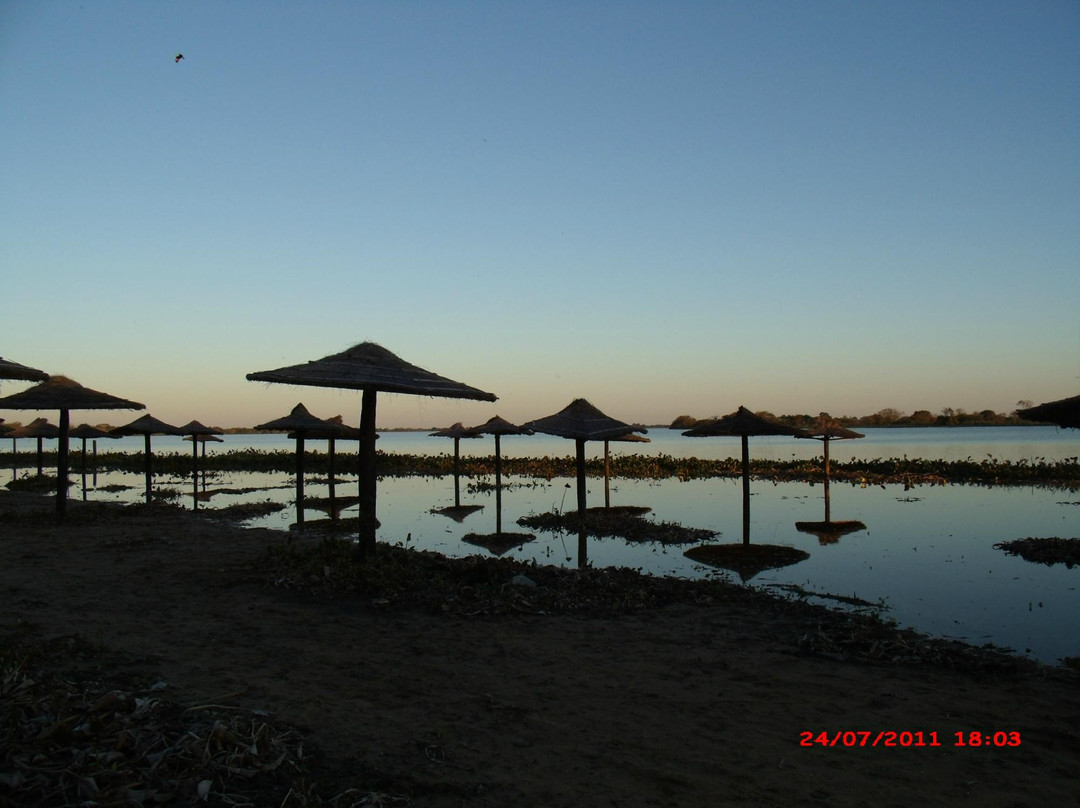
top-left (1, 490), bottom-right (1077, 807)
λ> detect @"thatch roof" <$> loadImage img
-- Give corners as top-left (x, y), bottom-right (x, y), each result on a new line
top-left (798, 425), bottom-right (865, 441)
top-left (430, 422), bottom-right (482, 439)
top-left (527, 399), bottom-right (646, 442)
top-left (1017, 394), bottom-right (1080, 429)
top-left (683, 406), bottom-right (807, 438)
top-left (176, 420), bottom-right (223, 436)
top-left (184, 434), bottom-right (224, 443)
top-left (255, 403), bottom-right (349, 434)
top-left (70, 424), bottom-right (118, 440)
top-left (111, 414), bottom-right (183, 436)
top-left (0, 376), bottom-right (144, 412)
top-left (467, 415), bottom-right (533, 436)
top-left (289, 414), bottom-right (364, 441)
top-left (0, 357), bottom-right (48, 382)
top-left (246, 342), bottom-right (497, 401)
top-left (609, 432), bottom-right (651, 444)
top-left (10, 418), bottom-right (59, 438)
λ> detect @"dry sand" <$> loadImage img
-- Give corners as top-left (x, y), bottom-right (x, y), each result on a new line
top-left (1, 490), bottom-right (1077, 807)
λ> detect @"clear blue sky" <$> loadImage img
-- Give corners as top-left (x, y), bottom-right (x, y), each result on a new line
top-left (2, 0), bottom-right (1078, 429)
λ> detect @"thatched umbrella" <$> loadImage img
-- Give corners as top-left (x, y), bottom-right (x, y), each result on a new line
top-left (467, 416), bottom-right (532, 535)
top-left (683, 406), bottom-right (807, 545)
top-left (254, 403), bottom-right (350, 528)
top-left (111, 414), bottom-right (184, 505)
top-left (0, 376), bottom-right (144, 514)
top-left (247, 342), bottom-right (497, 552)
top-left (184, 432), bottom-right (224, 455)
top-left (429, 422), bottom-right (482, 510)
top-left (10, 418), bottom-right (59, 475)
top-left (289, 415), bottom-right (363, 480)
top-left (527, 398), bottom-right (646, 515)
top-left (1017, 395), bottom-right (1080, 429)
top-left (0, 357), bottom-right (48, 382)
top-left (796, 423), bottom-right (864, 521)
top-left (288, 415), bottom-right (365, 521)
top-left (176, 420), bottom-right (223, 473)
top-left (69, 423), bottom-right (117, 469)
top-left (176, 421), bottom-right (224, 509)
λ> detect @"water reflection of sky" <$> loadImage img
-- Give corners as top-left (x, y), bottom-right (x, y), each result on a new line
top-left (57, 463), bottom-right (1080, 666)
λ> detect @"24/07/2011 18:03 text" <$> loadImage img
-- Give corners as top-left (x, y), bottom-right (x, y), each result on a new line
top-left (799, 731), bottom-right (1022, 748)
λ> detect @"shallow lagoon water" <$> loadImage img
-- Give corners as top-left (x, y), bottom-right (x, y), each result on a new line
top-left (11, 426), bottom-right (1080, 664)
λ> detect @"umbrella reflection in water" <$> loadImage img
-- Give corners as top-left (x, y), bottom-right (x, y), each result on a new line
top-left (794, 422), bottom-right (867, 544)
top-left (429, 422), bottom-right (483, 521)
top-left (460, 416), bottom-right (534, 554)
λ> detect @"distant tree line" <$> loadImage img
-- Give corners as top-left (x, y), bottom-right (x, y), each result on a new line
top-left (669, 402), bottom-right (1046, 430)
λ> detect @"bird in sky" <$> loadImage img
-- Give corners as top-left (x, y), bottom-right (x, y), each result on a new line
top-left (174, 53), bottom-right (184, 63)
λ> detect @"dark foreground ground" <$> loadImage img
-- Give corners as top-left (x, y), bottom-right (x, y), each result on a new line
top-left (1, 491), bottom-right (1077, 807)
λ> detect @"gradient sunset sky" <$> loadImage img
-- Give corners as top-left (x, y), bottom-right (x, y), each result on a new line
top-left (2, 1), bottom-right (1077, 428)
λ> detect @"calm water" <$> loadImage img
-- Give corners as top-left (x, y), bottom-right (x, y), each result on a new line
top-left (10, 427), bottom-right (1080, 664)
top-left (32, 424), bottom-right (1080, 463)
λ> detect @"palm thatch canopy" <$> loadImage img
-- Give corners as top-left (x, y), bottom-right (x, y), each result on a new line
top-left (1017, 394), bottom-right (1080, 429)
top-left (111, 414), bottom-right (183, 437)
top-left (683, 406), bottom-right (807, 438)
top-left (10, 418), bottom-right (59, 438)
top-left (611, 432), bottom-right (651, 444)
top-left (287, 415), bottom-right (363, 441)
top-left (184, 433), bottom-right (224, 443)
top-left (0, 356), bottom-right (48, 382)
top-left (70, 424), bottom-right (117, 440)
top-left (255, 404), bottom-right (349, 434)
top-left (527, 398), bottom-right (646, 442)
top-left (0, 375), bottom-right (144, 412)
top-left (430, 422), bottom-right (482, 439)
top-left (468, 415), bottom-right (534, 437)
top-left (176, 420), bottom-right (223, 437)
top-left (246, 341), bottom-right (498, 401)
top-left (798, 425), bottom-right (864, 441)
top-left (0, 376), bottom-right (144, 514)
top-left (0, 421), bottom-right (12, 438)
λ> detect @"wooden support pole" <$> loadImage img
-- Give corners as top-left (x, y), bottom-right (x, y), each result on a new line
top-left (495, 433), bottom-right (503, 535)
top-left (575, 438), bottom-right (587, 515)
top-left (741, 434), bottom-right (751, 545)
top-left (142, 434), bottom-right (153, 505)
top-left (295, 434), bottom-right (305, 527)
top-left (57, 409), bottom-right (69, 515)
top-left (604, 440), bottom-right (611, 509)
top-left (452, 437), bottom-right (461, 508)
top-left (358, 389), bottom-right (378, 556)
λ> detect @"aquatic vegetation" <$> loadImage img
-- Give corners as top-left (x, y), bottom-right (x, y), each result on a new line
top-left (2, 448), bottom-right (1077, 488)
top-left (200, 501), bottom-right (287, 522)
top-left (994, 537), bottom-right (1080, 568)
